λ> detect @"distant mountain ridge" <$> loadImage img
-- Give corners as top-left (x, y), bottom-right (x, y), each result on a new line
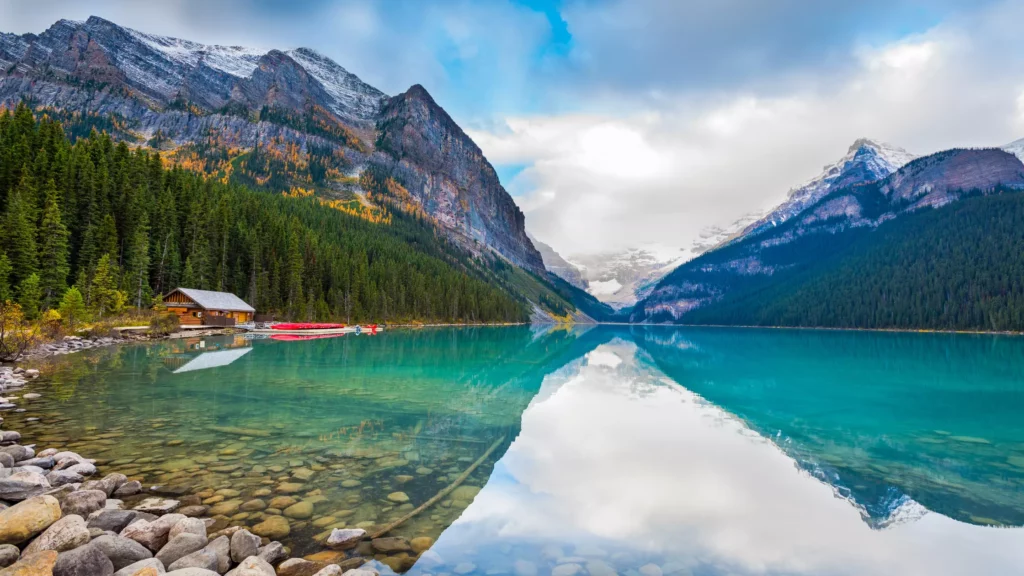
top-left (0, 16), bottom-right (559, 305)
top-left (569, 247), bottom-right (688, 309)
top-left (636, 145), bottom-right (1024, 324)
top-left (528, 234), bottom-right (587, 290)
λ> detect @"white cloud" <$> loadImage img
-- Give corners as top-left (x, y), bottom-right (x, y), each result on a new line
top-left (472, 1), bottom-right (1024, 257)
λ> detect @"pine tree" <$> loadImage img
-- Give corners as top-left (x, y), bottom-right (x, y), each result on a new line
top-left (58, 286), bottom-right (88, 331)
top-left (0, 252), bottom-right (12, 303)
top-left (95, 214), bottom-right (119, 264)
top-left (0, 176), bottom-right (39, 285)
top-left (181, 255), bottom-right (198, 288)
top-left (90, 254), bottom-right (125, 317)
top-left (37, 180), bottom-right (70, 308)
top-left (17, 273), bottom-right (42, 320)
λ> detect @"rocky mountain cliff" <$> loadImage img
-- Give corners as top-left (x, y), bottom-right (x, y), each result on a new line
top-left (636, 147), bottom-right (1024, 321)
top-left (374, 85), bottom-right (545, 273)
top-left (0, 16), bottom-right (547, 276)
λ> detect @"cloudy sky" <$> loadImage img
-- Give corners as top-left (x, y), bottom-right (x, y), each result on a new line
top-left (4, 0), bottom-right (1024, 257)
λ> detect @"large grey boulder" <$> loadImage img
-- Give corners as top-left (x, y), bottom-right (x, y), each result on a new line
top-left (120, 513), bottom-right (186, 551)
top-left (23, 514), bottom-right (90, 555)
top-left (65, 462), bottom-right (98, 477)
top-left (46, 469), bottom-right (85, 487)
top-left (204, 535), bottom-right (231, 574)
top-left (167, 569), bottom-right (220, 576)
top-left (229, 530), bottom-right (260, 563)
top-left (167, 548), bottom-right (220, 572)
top-left (168, 518), bottom-right (207, 540)
top-left (0, 445), bottom-right (33, 462)
top-left (82, 473), bottom-right (128, 497)
top-left (255, 542), bottom-right (285, 565)
top-left (0, 468), bottom-right (50, 501)
top-left (113, 480), bottom-right (143, 498)
top-left (54, 543), bottom-right (115, 576)
top-left (15, 456), bottom-right (55, 469)
top-left (156, 533), bottom-right (209, 567)
top-left (91, 534), bottom-right (155, 570)
top-left (61, 489), bottom-right (107, 516)
top-left (88, 509), bottom-right (138, 533)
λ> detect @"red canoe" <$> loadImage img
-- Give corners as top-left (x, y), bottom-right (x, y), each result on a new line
top-left (271, 333), bottom-right (345, 341)
top-left (269, 323), bottom-right (346, 331)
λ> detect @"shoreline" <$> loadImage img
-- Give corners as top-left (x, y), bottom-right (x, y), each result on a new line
top-left (0, 360), bottom-right (429, 575)
top-left (589, 321), bottom-right (1024, 337)
top-left (10, 318), bottom-right (1020, 368)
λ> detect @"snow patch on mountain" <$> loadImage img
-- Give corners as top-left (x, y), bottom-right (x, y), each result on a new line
top-left (285, 48), bottom-right (386, 123)
top-left (124, 26), bottom-right (265, 78)
top-left (1003, 137), bottom-right (1024, 163)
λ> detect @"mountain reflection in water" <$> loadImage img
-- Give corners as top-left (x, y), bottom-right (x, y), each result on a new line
top-left (418, 327), bottom-right (1024, 576)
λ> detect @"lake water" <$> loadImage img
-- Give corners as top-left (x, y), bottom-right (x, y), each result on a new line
top-left (5, 326), bottom-right (1024, 575)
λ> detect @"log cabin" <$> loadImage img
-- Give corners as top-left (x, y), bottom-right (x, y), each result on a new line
top-left (162, 288), bottom-right (256, 326)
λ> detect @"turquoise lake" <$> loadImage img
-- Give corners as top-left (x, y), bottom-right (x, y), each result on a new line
top-left (5, 326), bottom-right (1024, 575)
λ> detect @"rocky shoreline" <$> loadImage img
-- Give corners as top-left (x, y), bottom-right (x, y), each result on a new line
top-left (0, 359), bottom-right (435, 576)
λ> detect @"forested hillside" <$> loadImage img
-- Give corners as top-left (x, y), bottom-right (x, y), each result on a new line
top-left (0, 104), bottom-right (532, 323)
top-left (679, 189), bottom-right (1024, 331)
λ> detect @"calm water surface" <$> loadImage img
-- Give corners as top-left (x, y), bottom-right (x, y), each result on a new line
top-left (5, 326), bottom-right (1024, 575)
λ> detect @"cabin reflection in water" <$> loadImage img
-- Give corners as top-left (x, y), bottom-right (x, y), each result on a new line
top-left (160, 335), bottom-right (253, 373)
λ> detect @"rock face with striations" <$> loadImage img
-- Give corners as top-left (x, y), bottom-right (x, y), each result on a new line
top-left (375, 85), bottom-right (546, 274)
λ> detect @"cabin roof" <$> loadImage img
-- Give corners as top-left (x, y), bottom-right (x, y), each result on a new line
top-left (169, 288), bottom-right (256, 313)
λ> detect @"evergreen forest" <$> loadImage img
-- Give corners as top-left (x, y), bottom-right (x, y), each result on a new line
top-left (0, 104), bottom-right (531, 324)
top-left (680, 189), bottom-right (1024, 331)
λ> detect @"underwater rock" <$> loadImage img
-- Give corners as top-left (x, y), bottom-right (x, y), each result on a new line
top-left (251, 516), bottom-right (290, 540)
top-left (385, 492), bottom-right (409, 504)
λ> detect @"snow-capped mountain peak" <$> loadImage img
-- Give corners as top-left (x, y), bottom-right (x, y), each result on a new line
top-left (1002, 137), bottom-right (1024, 163)
top-left (738, 138), bottom-right (915, 240)
top-left (284, 47), bottom-right (386, 124)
